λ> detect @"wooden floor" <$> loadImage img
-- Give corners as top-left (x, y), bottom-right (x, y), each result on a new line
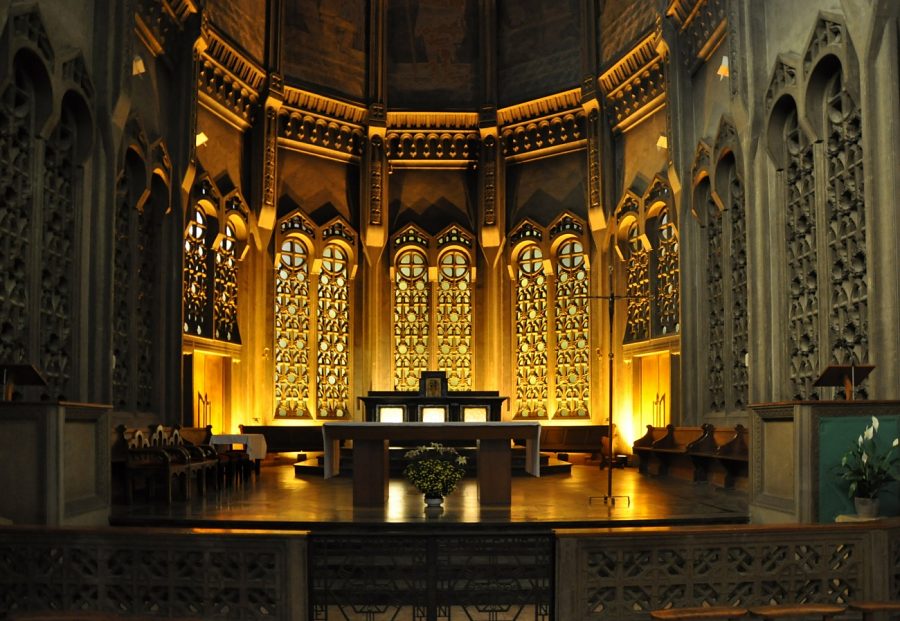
top-left (109, 455), bottom-right (749, 531)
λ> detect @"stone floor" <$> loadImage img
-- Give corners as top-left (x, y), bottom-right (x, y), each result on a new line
top-left (110, 455), bottom-right (749, 531)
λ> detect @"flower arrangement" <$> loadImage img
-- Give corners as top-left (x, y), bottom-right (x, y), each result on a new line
top-left (403, 442), bottom-right (467, 498)
top-left (836, 416), bottom-right (900, 499)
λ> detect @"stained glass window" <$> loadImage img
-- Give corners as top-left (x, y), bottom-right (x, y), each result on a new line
top-left (274, 237), bottom-right (310, 418)
top-left (624, 222), bottom-right (650, 342)
top-left (436, 250), bottom-right (472, 390)
top-left (393, 248), bottom-right (430, 390)
top-left (183, 207), bottom-right (210, 337)
top-left (514, 244), bottom-right (548, 418)
top-left (316, 243), bottom-right (351, 418)
top-left (554, 239), bottom-right (590, 418)
top-left (214, 223), bottom-right (240, 343)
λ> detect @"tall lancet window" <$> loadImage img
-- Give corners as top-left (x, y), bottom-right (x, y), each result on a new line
top-left (316, 242), bottom-right (351, 418)
top-left (784, 106), bottom-right (819, 399)
top-left (515, 244), bottom-right (548, 418)
top-left (624, 222), bottom-right (650, 343)
top-left (214, 223), bottom-right (240, 343)
top-left (655, 209), bottom-right (680, 336)
top-left (183, 206), bottom-right (211, 336)
top-left (554, 239), bottom-right (590, 418)
top-left (393, 248), bottom-right (430, 390)
top-left (436, 249), bottom-right (472, 390)
top-left (824, 70), bottom-right (867, 376)
top-left (274, 237), bottom-right (310, 418)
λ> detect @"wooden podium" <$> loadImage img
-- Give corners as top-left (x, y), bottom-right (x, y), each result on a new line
top-left (813, 364), bottom-right (874, 400)
top-left (0, 363), bottom-right (48, 400)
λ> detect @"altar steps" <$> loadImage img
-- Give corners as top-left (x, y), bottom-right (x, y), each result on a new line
top-left (293, 447), bottom-right (574, 477)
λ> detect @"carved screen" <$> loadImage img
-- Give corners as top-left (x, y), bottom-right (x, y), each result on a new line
top-left (316, 243), bottom-right (351, 418)
top-left (436, 249), bottom-right (472, 390)
top-left (183, 207), bottom-right (211, 337)
top-left (655, 208), bottom-right (680, 336)
top-left (214, 224), bottom-right (240, 343)
top-left (274, 238), bottom-right (310, 418)
top-left (554, 239), bottom-right (590, 417)
top-left (728, 168), bottom-right (749, 409)
top-left (515, 244), bottom-right (548, 418)
top-left (41, 110), bottom-right (77, 400)
top-left (112, 188), bottom-right (131, 409)
top-left (0, 79), bottom-right (33, 368)
top-left (624, 222), bottom-right (650, 343)
top-left (784, 107), bottom-right (819, 400)
top-left (824, 71), bottom-right (868, 380)
top-left (705, 185), bottom-right (725, 411)
top-left (393, 248), bottom-right (430, 390)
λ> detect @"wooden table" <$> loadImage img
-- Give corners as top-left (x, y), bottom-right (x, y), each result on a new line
top-left (321, 422), bottom-right (540, 506)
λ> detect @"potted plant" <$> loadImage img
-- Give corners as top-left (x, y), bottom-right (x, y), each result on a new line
top-left (835, 416), bottom-right (900, 517)
top-left (403, 442), bottom-right (467, 507)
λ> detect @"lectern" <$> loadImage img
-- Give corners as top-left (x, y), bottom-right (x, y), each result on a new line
top-left (0, 363), bottom-right (48, 400)
top-left (813, 364), bottom-right (874, 400)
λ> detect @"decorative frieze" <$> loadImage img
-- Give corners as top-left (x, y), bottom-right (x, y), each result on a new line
top-left (278, 109), bottom-right (365, 159)
top-left (385, 131), bottom-right (479, 163)
top-left (501, 111), bottom-right (585, 159)
top-left (196, 28), bottom-right (265, 129)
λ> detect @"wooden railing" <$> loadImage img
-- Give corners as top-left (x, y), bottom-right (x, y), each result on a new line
top-left (4, 519), bottom-right (900, 621)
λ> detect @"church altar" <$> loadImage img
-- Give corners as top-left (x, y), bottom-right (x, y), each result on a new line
top-left (321, 422), bottom-right (541, 506)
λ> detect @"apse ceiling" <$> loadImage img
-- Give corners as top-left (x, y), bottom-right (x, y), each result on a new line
top-left (204, 0), bottom-right (660, 110)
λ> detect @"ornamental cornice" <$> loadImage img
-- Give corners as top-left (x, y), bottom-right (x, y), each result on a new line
top-left (497, 88), bottom-right (582, 127)
top-left (277, 108), bottom-right (366, 161)
top-left (387, 111), bottom-right (479, 131)
top-left (500, 110), bottom-right (586, 160)
top-left (385, 130), bottom-right (479, 163)
top-left (282, 87), bottom-right (368, 125)
top-left (599, 31), bottom-right (667, 133)
top-left (668, 0), bottom-right (726, 72)
top-left (196, 27), bottom-right (265, 130)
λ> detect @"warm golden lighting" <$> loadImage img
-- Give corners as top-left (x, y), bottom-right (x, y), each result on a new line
top-left (656, 134), bottom-right (668, 150)
top-left (378, 406), bottom-right (404, 423)
top-left (717, 56), bottom-right (730, 80)
top-left (132, 54), bottom-right (146, 76)
top-left (195, 131), bottom-right (209, 147)
top-left (462, 407), bottom-right (487, 422)
top-left (421, 406), bottom-right (447, 423)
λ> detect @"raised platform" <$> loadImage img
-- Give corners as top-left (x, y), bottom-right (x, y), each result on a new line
top-left (108, 462), bottom-right (749, 532)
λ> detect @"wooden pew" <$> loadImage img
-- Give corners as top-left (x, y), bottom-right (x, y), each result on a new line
top-left (633, 423), bottom-right (750, 489)
top-left (182, 424), bottom-right (252, 486)
top-left (113, 425), bottom-right (186, 504)
top-left (687, 423), bottom-right (749, 489)
top-left (526, 425), bottom-right (612, 464)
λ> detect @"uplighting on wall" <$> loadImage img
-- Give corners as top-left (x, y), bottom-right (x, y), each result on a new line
top-left (195, 131), bottom-right (209, 147)
top-left (717, 56), bottom-right (730, 80)
top-left (132, 54), bottom-right (146, 76)
top-left (656, 134), bottom-right (668, 150)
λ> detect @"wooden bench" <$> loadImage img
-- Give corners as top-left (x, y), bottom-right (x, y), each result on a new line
top-left (239, 424), bottom-right (336, 455)
top-left (182, 425), bottom-right (252, 486)
top-left (687, 424), bottom-right (749, 490)
top-left (524, 425), bottom-right (611, 463)
top-left (634, 424), bottom-right (704, 481)
top-left (633, 423), bottom-right (749, 489)
top-left (112, 425), bottom-right (190, 503)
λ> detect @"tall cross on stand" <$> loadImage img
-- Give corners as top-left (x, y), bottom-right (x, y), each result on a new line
top-left (585, 243), bottom-right (648, 507)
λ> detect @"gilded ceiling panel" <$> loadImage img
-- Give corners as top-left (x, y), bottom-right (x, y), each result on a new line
top-left (205, 0), bottom-right (266, 63)
top-left (497, 0), bottom-right (581, 107)
top-left (283, 0), bottom-right (367, 101)
top-left (387, 0), bottom-right (479, 109)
